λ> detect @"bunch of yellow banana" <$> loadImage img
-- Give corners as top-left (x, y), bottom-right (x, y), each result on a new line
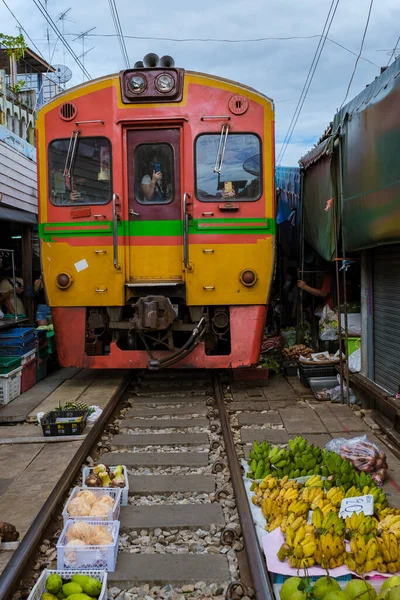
top-left (280, 512), bottom-right (304, 534)
top-left (376, 531), bottom-right (400, 573)
top-left (305, 474), bottom-right (324, 488)
top-left (316, 532), bottom-right (346, 569)
top-left (345, 512), bottom-right (377, 538)
top-left (311, 495), bottom-right (339, 516)
top-left (326, 486), bottom-right (345, 507)
top-left (285, 522), bottom-right (318, 569)
top-left (377, 507), bottom-right (400, 520)
top-left (349, 534), bottom-right (382, 574)
top-left (301, 485), bottom-right (324, 504)
top-left (312, 508), bottom-right (345, 536)
top-left (258, 474), bottom-right (279, 491)
top-left (378, 514), bottom-right (400, 537)
top-left (287, 499), bottom-right (309, 517)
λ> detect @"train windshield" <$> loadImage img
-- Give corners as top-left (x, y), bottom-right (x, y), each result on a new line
top-left (48, 137), bottom-right (112, 205)
top-left (195, 133), bottom-right (261, 201)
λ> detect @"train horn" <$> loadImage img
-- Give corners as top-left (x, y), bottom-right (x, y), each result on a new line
top-left (143, 53), bottom-right (160, 67)
top-left (134, 60), bottom-right (144, 68)
top-left (159, 55), bottom-right (175, 67)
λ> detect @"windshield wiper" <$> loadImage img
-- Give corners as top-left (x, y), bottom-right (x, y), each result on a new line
top-left (213, 124), bottom-right (229, 174)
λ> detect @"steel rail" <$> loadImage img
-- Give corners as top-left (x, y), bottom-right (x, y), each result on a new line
top-left (0, 372), bottom-right (131, 600)
top-left (213, 373), bottom-right (274, 600)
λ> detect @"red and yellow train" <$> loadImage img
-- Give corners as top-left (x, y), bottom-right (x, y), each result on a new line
top-left (37, 54), bottom-right (275, 369)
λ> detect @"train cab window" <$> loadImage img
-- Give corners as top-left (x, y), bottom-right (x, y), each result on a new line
top-left (195, 133), bottom-right (261, 201)
top-left (134, 143), bottom-right (174, 204)
top-left (48, 137), bottom-right (112, 205)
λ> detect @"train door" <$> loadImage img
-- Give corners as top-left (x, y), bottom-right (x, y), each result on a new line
top-left (126, 129), bottom-right (182, 285)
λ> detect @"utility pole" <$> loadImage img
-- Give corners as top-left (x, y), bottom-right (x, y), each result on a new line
top-left (74, 27), bottom-right (96, 81)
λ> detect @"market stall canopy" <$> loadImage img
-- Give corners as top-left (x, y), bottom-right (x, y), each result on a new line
top-left (0, 205), bottom-right (37, 225)
top-left (333, 58), bottom-right (400, 252)
top-left (299, 56), bottom-right (400, 257)
top-left (299, 138), bottom-right (337, 262)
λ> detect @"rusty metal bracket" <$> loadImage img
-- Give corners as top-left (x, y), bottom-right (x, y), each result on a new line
top-left (206, 397), bottom-right (215, 406)
top-left (211, 460), bottom-right (225, 473)
top-left (220, 527), bottom-right (238, 546)
top-left (225, 580), bottom-right (249, 599)
top-left (211, 440), bottom-right (221, 450)
top-left (215, 488), bottom-right (230, 501)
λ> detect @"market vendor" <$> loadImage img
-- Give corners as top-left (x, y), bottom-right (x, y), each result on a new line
top-left (0, 265), bottom-right (25, 316)
top-left (297, 270), bottom-right (333, 308)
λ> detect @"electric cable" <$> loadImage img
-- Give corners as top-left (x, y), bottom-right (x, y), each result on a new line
top-left (277, 0), bottom-right (340, 165)
top-left (108, 0), bottom-right (130, 68)
top-left (339, 0), bottom-right (374, 110)
top-left (386, 34), bottom-right (400, 66)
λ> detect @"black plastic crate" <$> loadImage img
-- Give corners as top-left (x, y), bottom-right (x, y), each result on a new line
top-left (298, 363), bottom-right (337, 388)
top-left (41, 409), bottom-right (88, 437)
top-left (283, 360), bottom-right (298, 377)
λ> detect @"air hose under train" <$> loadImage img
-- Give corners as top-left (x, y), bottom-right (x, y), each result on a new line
top-left (147, 316), bottom-right (207, 370)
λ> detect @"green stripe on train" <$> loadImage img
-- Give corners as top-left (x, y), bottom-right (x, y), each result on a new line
top-left (39, 218), bottom-right (276, 241)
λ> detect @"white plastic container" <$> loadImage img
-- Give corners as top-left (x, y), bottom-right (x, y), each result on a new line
top-left (27, 569), bottom-right (107, 600)
top-left (0, 366), bottom-right (22, 405)
top-left (21, 348), bottom-right (36, 366)
top-left (57, 519), bottom-right (120, 571)
top-left (82, 465), bottom-right (129, 506)
top-left (62, 486), bottom-right (121, 525)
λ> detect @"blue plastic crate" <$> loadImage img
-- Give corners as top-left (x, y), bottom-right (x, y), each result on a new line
top-left (0, 337), bottom-right (35, 356)
top-left (0, 327), bottom-right (35, 345)
top-left (273, 573), bottom-right (352, 584)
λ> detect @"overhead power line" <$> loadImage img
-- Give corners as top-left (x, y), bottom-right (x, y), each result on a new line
top-left (2, 0), bottom-right (46, 58)
top-left (277, 0), bottom-right (340, 165)
top-left (339, 0), bottom-right (375, 110)
top-left (32, 0), bottom-right (92, 80)
top-left (386, 34), bottom-right (400, 66)
top-left (108, 0), bottom-right (130, 69)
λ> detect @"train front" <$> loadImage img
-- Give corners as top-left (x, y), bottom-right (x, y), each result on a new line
top-left (37, 54), bottom-right (275, 369)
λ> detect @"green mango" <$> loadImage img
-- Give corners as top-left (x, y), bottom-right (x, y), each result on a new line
top-left (82, 577), bottom-right (102, 597)
top-left (46, 574), bottom-right (63, 594)
top-left (42, 594), bottom-right (58, 600)
top-left (62, 583), bottom-right (83, 597)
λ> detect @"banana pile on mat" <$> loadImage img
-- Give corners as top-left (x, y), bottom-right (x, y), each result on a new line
top-left (251, 443), bottom-right (400, 575)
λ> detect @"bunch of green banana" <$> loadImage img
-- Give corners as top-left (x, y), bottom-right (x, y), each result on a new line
top-left (247, 441), bottom-right (272, 479)
top-left (321, 450), bottom-right (357, 490)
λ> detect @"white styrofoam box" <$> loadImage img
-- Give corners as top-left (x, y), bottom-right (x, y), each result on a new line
top-left (62, 486), bottom-right (121, 525)
top-left (27, 569), bottom-right (107, 600)
top-left (57, 519), bottom-right (120, 572)
top-left (82, 465), bottom-right (129, 506)
top-left (341, 313), bottom-right (361, 334)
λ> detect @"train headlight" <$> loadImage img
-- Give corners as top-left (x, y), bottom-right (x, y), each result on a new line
top-left (240, 269), bottom-right (257, 287)
top-left (56, 272), bottom-right (73, 289)
top-left (128, 74), bottom-right (147, 94)
top-left (155, 73), bottom-right (175, 94)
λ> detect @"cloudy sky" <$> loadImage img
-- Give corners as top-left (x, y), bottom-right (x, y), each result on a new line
top-left (1, 0), bottom-right (399, 165)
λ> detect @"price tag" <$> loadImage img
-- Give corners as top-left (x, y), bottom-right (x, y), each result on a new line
top-left (339, 494), bottom-right (374, 519)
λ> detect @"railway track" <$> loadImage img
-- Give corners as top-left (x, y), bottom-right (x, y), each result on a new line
top-left (4, 370), bottom-right (275, 600)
